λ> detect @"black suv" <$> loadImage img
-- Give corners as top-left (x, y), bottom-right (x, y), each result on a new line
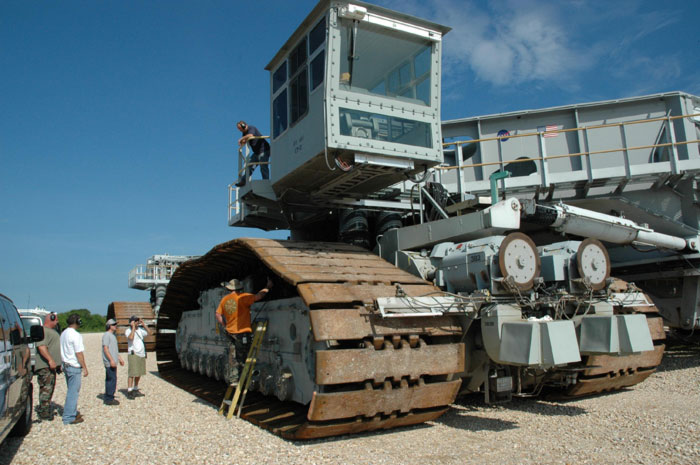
top-left (0, 294), bottom-right (44, 444)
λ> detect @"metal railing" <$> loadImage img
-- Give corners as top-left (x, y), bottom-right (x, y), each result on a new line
top-left (441, 113), bottom-right (700, 201)
top-left (128, 264), bottom-right (181, 288)
top-left (230, 135), bottom-right (271, 225)
top-left (236, 135), bottom-right (271, 185)
top-left (228, 182), bottom-right (240, 224)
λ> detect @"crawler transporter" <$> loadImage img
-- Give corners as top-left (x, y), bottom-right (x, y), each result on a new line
top-left (155, 0), bottom-right (699, 439)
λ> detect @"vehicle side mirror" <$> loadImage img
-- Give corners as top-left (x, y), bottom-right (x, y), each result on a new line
top-left (30, 325), bottom-right (45, 342)
top-left (10, 328), bottom-right (21, 345)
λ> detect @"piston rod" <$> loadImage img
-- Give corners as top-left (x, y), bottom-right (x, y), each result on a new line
top-left (522, 201), bottom-right (694, 251)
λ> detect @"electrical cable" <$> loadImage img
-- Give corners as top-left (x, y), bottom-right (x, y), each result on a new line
top-left (335, 156), bottom-right (353, 172)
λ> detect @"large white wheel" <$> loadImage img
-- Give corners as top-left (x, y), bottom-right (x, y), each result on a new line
top-left (498, 232), bottom-right (541, 291)
top-left (576, 238), bottom-right (610, 291)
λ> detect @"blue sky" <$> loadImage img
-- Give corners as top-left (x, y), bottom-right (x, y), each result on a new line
top-left (1, 0), bottom-right (698, 314)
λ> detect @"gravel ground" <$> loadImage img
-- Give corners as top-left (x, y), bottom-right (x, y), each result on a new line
top-left (1, 332), bottom-right (699, 465)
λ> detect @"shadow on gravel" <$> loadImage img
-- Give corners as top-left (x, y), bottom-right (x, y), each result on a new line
top-left (436, 395), bottom-right (586, 432)
top-left (496, 397), bottom-right (586, 416)
top-left (192, 397), bottom-right (216, 408)
top-left (288, 422), bottom-right (433, 446)
top-left (435, 407), bottom-right (518, 432)
top-left (0, 402), bottom-right (65, 463)
top-left (117, 388), bottom-right (147, 400)
top-left (0, 437), bottom-right (23, 465)
top-left (655, 332), bottom-right (700, 373)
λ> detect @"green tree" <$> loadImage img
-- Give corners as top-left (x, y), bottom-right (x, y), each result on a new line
top-left (58, 309), bottom-right (106, 333)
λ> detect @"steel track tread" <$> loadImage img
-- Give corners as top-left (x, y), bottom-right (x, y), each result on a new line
top-left (156, 238), bottom-right (463, 439)
top-left (564, 282), bottom-right (666, 398)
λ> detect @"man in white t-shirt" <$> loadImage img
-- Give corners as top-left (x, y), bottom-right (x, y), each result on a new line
top-left (124, 315), bottom-right (150, 399)
top-left (60, 314), bottom-right (88, 425)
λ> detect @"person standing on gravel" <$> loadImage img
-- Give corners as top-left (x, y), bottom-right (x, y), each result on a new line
top-left (60, 313), bottom-right (88, 425)
top-left (35, 312), bottom-right (62, 421)
top-left (125, 315), bottom-right (150, 399)
top-left (215, 277), bottom-right (272, 382)
top-left (102, 318), bottom-right (124, 406)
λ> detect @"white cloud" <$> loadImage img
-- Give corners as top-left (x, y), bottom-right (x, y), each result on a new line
top-left (375, 0), bottom-right (698, 114)
top-left (381, 0), bottom-right (590, 86)
top-left (448, 0), bottom-right (595, 88)
top-left (470, 40), bottom-right (515, 86)
top-left (379, 0), bottom-right (685, 95)
top-left (611, 54), bottom-right (684, 97)
top-left (607, 8), bottom-right (680, 60)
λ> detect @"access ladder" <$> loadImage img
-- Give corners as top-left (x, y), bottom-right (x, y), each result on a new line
top-left (218, 321), bottom-right (268, 419)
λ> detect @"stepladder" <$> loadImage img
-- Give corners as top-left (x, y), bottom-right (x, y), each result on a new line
top-left (218, 320), bottom-right (268, 419)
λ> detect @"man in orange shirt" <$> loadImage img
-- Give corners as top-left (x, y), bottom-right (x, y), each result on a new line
top-left (216, 277), bottom-right (272, 382)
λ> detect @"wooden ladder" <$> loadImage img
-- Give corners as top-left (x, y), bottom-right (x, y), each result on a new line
top-left (218, 320), bottom-right (268, 419)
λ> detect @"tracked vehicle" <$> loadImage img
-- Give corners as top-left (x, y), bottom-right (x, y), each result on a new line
top-left (156, 0), bottom-right (698, 439)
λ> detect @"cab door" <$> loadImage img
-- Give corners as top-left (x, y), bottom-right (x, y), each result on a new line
top-left (3, 302), bottom-right (26, 420)
top-left (0, 301), bottom-right (11, 436)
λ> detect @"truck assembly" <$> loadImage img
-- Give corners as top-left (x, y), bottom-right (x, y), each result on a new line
top-left (154, 0), bottom-right (698, 439)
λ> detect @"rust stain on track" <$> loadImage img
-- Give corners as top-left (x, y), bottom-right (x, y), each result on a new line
top-left (156, 238), bottom-right (464, 440)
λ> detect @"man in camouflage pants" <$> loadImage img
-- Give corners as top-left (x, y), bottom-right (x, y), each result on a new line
top-left (35, 313), bottom-right (62, 420)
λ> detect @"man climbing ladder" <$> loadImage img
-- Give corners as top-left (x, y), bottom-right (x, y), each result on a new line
top-left (219, 321), bottom-right (268, 419)
top-left (215, 277), bottom-right (273, 383)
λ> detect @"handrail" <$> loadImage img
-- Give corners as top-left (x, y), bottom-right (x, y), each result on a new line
top-left (440, 113), bottom-right (700, 171)
top-left (438, 139), bottom-right (700, 171)
top-left (442, 112), bottom-right (700, 148)
top-left (232, 135), bottom-right (270, 225)
top-left (237, 135), bottom-right (271, 181)
top-left (228, 182), bottom-right (240, 224)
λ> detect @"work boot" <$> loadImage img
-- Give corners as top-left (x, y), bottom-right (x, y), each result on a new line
top-left (67, 417), bottom-right (84, 425)
top-left (224, 364), bottom-right (239, 385)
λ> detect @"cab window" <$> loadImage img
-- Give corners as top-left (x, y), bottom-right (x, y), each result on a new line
top-left (0, 300), bottom-right (15, 346)
top-left (3, 304), bottom-right (23, 345)
top-left (21, 317), bottom-right (41, 334)
top-left (339, 19), bottom-right (433, 106)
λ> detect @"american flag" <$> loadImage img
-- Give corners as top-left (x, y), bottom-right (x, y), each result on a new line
top-left (537, 124), bottom-right (563, 138)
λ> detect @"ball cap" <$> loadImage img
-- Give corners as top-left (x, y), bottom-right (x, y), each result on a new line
top-left (225, 279), bottom-right (243, 291)
top-left (106, 318), bottom-right (117, 326)
top-left (129, 315), bottom-right (139, 322)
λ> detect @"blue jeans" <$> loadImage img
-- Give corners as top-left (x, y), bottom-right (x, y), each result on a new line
top-left (244, 149), bottom-right (270, 181)
top-left (105, 366), bottom-right (117, 401)
top-left (63, 365), bottom-right (82, 424)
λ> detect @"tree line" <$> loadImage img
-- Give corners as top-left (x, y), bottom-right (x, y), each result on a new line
top-left (57, 309), bottom-right (106, 333)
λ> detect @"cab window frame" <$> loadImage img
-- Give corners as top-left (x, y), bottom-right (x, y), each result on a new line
top-left (272, 15), bottom-right (326, 140)
top-left (309, 17), bottom-right (326, 93)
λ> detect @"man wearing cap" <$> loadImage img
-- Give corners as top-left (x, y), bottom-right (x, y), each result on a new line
top-left (215, 277), bottom-right (273, 382)
top-left (102, 319), bottom-right (124, 405)
top-left (125, 315), bottom-right (150, 399)
top-left (60, 313), bottom-right (88, 425)
top-left (35, 312), bottom-right (62, 421)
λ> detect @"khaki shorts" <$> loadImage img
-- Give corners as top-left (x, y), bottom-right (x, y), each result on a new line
top-left (128, 354), bottom-right (146, 377)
